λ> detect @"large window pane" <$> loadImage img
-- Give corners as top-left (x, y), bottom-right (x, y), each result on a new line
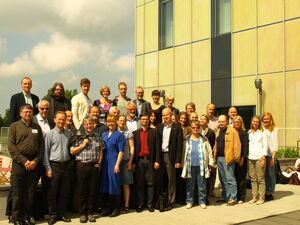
top-left (212, 0), bottom-right (231, 37)
top-left (159, 0), bottom-right (173, 49)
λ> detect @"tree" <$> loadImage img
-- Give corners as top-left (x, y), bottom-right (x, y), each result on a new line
top-left (43, 88), bottom-right (78, 100)
top-left (0, 109), bottom-right (10, 127)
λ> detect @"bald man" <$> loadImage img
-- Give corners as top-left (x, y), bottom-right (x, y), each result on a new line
top-left (213, 115), bottom-right (241, 206)
top-left (155, 108), bottom-right (183, 211)
top-left (228, 107), bottom-right (238, 126)
top-left (189, 112), bottom-right (199, 123)
top-left (126, 102), bottom-right (140, 133)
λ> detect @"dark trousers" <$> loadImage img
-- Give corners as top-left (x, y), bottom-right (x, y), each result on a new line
top-left (136, 159), bottom-right (154, 207)
top-left (76, 162), bottom-right (99, 215)
top-left (175, 167), bottom-right (186, 204)
top-left (207, 167), bottom-right (217, 195)
top-left (38, 162), bottom-right (50, 216)
top-left (10, 161), bottom-right (39, 221)
top-left (234, 160), bottom-right (248, 201)
top-left (48, 161), bottom-right (70, 217)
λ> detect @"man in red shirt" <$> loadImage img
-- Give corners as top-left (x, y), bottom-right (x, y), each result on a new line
top-left (133, 112), bottom-right (159, 213)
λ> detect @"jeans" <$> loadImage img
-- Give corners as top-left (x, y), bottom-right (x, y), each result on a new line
top-left (265, 156), bottom-right (276, 194)
top-left (186, 166), bottom-right (207, 205)
top-left (217, 157), bottom-right (237, 201)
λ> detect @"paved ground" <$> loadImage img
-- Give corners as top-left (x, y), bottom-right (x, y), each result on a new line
top-left (0, 184), bottom-right (299, 225)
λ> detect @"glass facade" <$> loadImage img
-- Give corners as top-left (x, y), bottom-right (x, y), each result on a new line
top-left (159, 0), bottom-right (173, 49)
top-left (212, 0), bottom-right (231, 37)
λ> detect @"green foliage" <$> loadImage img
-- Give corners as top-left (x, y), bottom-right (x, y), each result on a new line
top-left (44, 88), bottom-right (78, 100)
top-left (0, 109), bottom-right (10, 127)
top-left (277, 147), bottom-right (299, 159)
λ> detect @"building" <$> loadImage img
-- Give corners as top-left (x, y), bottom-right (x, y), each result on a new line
top-left (134, 0), bottom-right (300, 147)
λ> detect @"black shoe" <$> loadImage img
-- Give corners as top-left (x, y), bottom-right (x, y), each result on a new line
top-left (48, 218), bottom-right (57, 225)
top-left (101, 209), bottom-right (113, 217)
top-left (24, 218), bottom-right (34, 225)
top-left (136, 206), bottom-right (143, 213)
top-left (109, 209), bottom-right (120, 217)
top-left (59, 216), bottom-right (71, 223)
top-left (159, 201), bottom-right (164, 212)
top-left (265, 194), bottom-right (274, 201)
top-left (13, 221), bottom-right (23, 225)
top-left (87, 215), bottom-right (96, 223)
top-left (148, 207), bottom-right (155, 212)
top-left (79, 215), bottom-right (87, 223)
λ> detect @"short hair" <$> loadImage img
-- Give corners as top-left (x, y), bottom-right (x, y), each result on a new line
top-left (38, 99), bottom-right (50, 107)
top-left (136, 86), bottom-right (144, 90)
top-left (139, 112), bottom-right (150, 119)
top-left (54, 111), bottom-right (66, 118)
top-left (51, 82), bottom-right (65, 95)
top-left (20, 104), bottom-right (33, 112)
top-left (83, 116), bottom-right (94, 124)
top-left (21, 76), bottom-right (32, 84)
top-left (191, 120), bottom-right (200, 128)
top-left (80, 78), bottom-right (90, 86)
top-left (106, 114), bottom-right (117, 123)
top-left (218, 114), bottom-right (228, 121)
top-left (151, 89), bottom-right (160, 96)
top-left (99, 85), bottom-right (111, 95)
top-left (118, 114), bottom-right (127, 121)
top-left (118, 82), bottom-right (127, 88)
top-left (109, 106), bottom-right (120, 113)
top-left (89, 106), bottom-right (100, 113)
top-left (166, 94), bottom-right (174, 101)
top-left (233, 115), bottom-right (246, 131)
top-left (206, 103), bottom-right (216, 109)
top-left (185, 102), bottom-right (196, 111)
top-left (200, 114), bottom-right (210, 122)
top-left (127, 102), bottom-right (136, 109)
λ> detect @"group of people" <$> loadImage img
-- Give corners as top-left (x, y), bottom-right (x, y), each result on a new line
top-left (7, 76), bottom-right (278, 225)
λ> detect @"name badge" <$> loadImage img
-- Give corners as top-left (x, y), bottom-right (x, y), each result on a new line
top-left (32, 129), bottom-right (38, 134)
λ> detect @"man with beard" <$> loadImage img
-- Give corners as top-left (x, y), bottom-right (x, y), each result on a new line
top-left (64, 110), bottom-right (77, 135)
top-left (45, 82), bottom-right (71, 129)
top-left (126, 103), bottom-right (140, 133)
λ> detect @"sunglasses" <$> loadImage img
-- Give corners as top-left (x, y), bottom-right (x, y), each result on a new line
top-left (40, 108), bottom-right (49, 110)
top-left (191, 127), bottom-right (200, 129)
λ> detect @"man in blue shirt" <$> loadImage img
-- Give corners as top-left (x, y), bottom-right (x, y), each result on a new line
top-left (43, 111), bottom-right (73, 224)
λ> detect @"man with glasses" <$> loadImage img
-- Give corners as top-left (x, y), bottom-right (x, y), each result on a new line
top-left (126, 103), bottom-right (140, 133)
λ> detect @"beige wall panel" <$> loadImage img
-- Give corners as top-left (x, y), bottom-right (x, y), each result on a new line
top-left (136, 6), bottom-right (144, 55)
top-left (144, 0), bottom-right (158, 52)
top-left (233, 29), bottom-right (257, 77)
top-left (285, 19), bottom-right (300, 70)
top-left (192, 40), bottom-right (210, 81)
top-left (285, 0), bottom-right (300, 19)
top-left (257, 0), bottom-right (283, 26)
top-left (135, 55), bottom-right (144, 87)
top-left (144, 88), bottom-right (154, 103)
top-left (285, 129), bottom-right (300, 147)
top-left (144, 52), bottom-right (158, 88)
top-left (232, 0), bottom-right (256, 32)
top-left (258, 73), bottom-right (284, 128)
top-left (232, 76), bottom-right (256, 106)
top-left (285, 71), bottom-right (300, 129)
top-left (257, 23), bottom-right (283, 74)
top-left (159, 48), bottom-right (174, 86)
top-left (174, 0), bottom-right (191, 45)
top-left (192, 0), bottom-right (210, 41)
top-left (174, 44), bottom-right (191, 84)
top-left (175, 83), bottom-right (191, 111)
top-left (191, 82), bottom-right (210, 115)
top-left (136, 0), bottom-right (144, 7)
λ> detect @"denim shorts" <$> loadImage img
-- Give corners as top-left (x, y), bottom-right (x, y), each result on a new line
top-left (120, 160), bottom-right (133, 185)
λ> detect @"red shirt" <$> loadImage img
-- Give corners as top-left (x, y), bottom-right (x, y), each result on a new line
top-left (139, 128), bottom-right (149, 156)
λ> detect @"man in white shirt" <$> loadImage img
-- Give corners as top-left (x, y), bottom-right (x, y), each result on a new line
top-left (33, 100), bottom-right (51, 137)
top-left (71, 78), bottom-right (93, 130)
top-left (126, 103), bottom-right (140, 133)
top-left (207, 103), bottom-right (219, 133)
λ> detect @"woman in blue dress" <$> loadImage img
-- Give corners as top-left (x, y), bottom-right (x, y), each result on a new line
top-left (100, 115), bottom-right (126, 217)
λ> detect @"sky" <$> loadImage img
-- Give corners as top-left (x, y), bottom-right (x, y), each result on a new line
top-left (0, 0), bottom-right (135, 116)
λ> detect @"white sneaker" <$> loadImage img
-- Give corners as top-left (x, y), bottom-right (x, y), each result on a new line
top-left (238, 200), bottom-right (244, 204)
top-left (186, 203), bottom-right (192, 209)
top-left (200, 204), bottom-right (207, 209)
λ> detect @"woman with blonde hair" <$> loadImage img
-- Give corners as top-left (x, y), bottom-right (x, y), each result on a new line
top-left (233, 116), bottom-right (248, 203)
top-left (262, 112), bottom-right (278, 201)
top-left (93, 85), bottom-right (112, 118)
top-left (248, 115), bottom-right (268, 205)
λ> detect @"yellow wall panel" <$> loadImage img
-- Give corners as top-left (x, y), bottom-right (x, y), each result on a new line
top-left (175, 83), bottom-right (191, 111)
top-left (285, 19), bottom-right (300, 70)
top-left (258, 73), bottom-right (284, 128)
top-left (233, 29), bottom-right (257, 77)
top-left (285, 71), bottom-right (300, 129)
top-left (258, 0), bottom-right (283, 26)
top-left (232, 0), bottom-right (256, 32)
top-left (285, 129), bottom-right (300, 147)
top-left (136, 0), bottom-right (144, 7)
top-left (174, 0), bottom-right (191, 45)
top-left (174, 44), bottom-right (191, 84)
top-left (192, 40), bottom-right (210, 81)
top-left (285, 0), bottom-right (300, 19)
top-left (136, 6), bottom-right (144, 55)
top-left (232, 76), bottom-right (257, 106)
top-left (144, 88), bottom-right (154, 103)
top-left (192, 0), bottom-right (210, 41)
top-left (159, 48), bottom-right (174, 86)
top-left (191, 82), bottom-right (210, 114)
top-left (144, 52), bottom-right (158, 87)
top-left (258, 23), bottom-right (283, 74)
top-left (135, 55), bottom-right (144, 87)
top-left (144, 0), bottom-right (158, 52)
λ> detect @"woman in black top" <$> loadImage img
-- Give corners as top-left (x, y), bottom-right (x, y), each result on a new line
top-left (233, 115), bottom-right (249, 203)
top-left (150, 90), bottom-right (165, 124)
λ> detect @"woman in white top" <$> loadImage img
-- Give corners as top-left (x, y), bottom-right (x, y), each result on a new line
top-left (262, 112), bottom-right (278, 201)
top-left (248, 115), bottom-right (268, 205)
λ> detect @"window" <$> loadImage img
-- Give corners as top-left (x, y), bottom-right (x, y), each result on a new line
top-left (212, 0), bottom-right (231, 37)
top-left (159, 0), bottom-right (173, 49)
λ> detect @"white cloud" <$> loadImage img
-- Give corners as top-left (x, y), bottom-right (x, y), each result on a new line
top-left (59, 70), bottom-right (80, 85)
top-left (0, 37), bottom-right (7, 61)
top-left (111, 54), bottom-right (134, 72)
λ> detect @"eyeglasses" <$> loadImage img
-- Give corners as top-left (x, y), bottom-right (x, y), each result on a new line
top-left (191, 127), bottom-right (200, 129)
top-left (40, 108), bottom-right (49, 110)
